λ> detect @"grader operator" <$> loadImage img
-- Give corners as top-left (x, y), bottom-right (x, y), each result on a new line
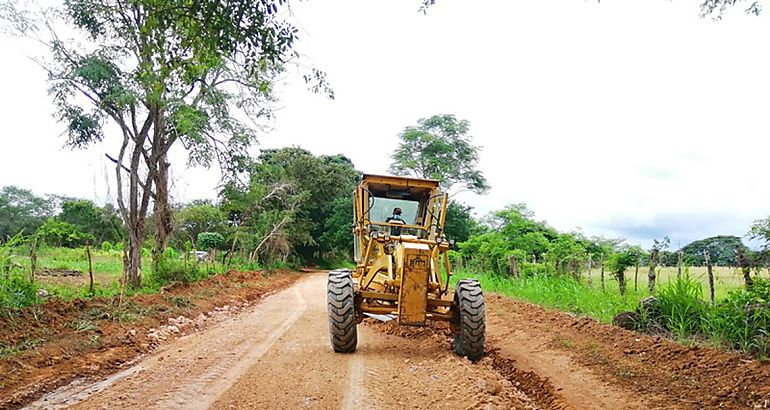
top-left (326, 174), bottom-right (485, 360)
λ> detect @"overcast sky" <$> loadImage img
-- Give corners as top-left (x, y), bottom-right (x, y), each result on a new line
top-left (1, 0), bottom-right (769, 248)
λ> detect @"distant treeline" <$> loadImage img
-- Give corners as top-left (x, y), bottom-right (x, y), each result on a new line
top-left (449, 203), bottom-right (762, 279)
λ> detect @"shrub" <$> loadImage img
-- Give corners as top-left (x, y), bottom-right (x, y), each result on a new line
top-left (702, 278), bottom-right (770, 357)
top-left (164, 247), bottom-right (179, 259)
top-left (197, 232), bottom-right (225, 251)
top-left (149, 253), bottom-right (209, 285)
top-left (0, 272), bottom-right (38, 309)
top-left (656, 272), bottom-right (706, 339)
top-left (100, 241), bottom-right (113, 252)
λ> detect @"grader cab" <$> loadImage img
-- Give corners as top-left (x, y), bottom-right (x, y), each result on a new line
top-left (327, 174), bottom-right (485, 360)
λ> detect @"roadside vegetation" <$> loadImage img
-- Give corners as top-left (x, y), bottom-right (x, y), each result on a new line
top-left (447, 202), bottom-right (770, 358)
top-left (0, 147), bottom-right (360, 309)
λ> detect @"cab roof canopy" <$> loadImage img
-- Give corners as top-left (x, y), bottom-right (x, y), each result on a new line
top-left (361, 174), bottom-right (440, 201)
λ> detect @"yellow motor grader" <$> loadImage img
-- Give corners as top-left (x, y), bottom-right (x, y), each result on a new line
top-left (327, 174), bottom-right (485, 360)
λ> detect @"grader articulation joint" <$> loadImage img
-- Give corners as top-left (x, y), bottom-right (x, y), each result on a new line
top-left (326, 174), bottom-right (485, 360)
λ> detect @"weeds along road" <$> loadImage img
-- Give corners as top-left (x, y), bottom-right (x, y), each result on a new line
top-left (25, 272), bottom-right (765, 410)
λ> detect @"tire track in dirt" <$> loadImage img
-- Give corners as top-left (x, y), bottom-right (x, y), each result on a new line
top-left (152, 286), bottom-right (307, 409)
top-left (37, 278), bottom-right (311, 410)
top-left (31, 272), bottom-right (656, 410)
top-left (342, 356), bottom-right (366, 410)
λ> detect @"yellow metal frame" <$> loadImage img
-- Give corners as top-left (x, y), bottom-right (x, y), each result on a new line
top-left (352, 174), bottom-right (453, 325)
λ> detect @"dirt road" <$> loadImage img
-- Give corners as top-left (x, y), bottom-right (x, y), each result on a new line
top-left (23, 272), bottom-right (770, 409)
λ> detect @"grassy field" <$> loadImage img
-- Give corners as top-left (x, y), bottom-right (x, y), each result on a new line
top-left (584, 265), bottom-right (760, 301)
top-left (11, 247), bottom-right (233, 300)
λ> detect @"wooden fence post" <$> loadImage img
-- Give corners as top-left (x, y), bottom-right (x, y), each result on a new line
top-left (29, 236), bottom-right (37, 283)
top-left (648, 249), bottom-right (658, 293)
top-left (600, 254), bottom-right (605, 292)
top-left (86, 244), bottom-right (94, 295)
top-left (704, 249), bottom-right (714, 304)
top-left (587, 255), bottom-right (593, 287)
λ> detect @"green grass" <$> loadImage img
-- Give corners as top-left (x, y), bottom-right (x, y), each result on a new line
top-left (458, 268), bottom-right (770, 358)
top-left (584, 266), bottom-right (759, 301)
top-left (453, 270), bottom-right (646, 323)
top-left (36, 247), bottom-right (126, 276)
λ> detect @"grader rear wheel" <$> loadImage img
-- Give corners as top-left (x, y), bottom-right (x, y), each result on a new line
top-left (453, 279), bottom-right (485, 361)
top-left (327, 269), bottom-right (358, 353)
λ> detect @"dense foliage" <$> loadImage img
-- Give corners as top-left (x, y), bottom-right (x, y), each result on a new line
top-left (0, 186), bottom-right (57, 239)
top-left (673, 235), bottom-right (749, 266)
top-left (457, 203), bottom-right (612, 278)
top-left (220, 147), bottom-right (359, 266)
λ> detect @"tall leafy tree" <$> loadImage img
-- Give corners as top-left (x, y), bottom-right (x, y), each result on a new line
top-left (0, 186), bottom-right (57, 239)
top-left (606, 246), bottom-right (641, 295)
top-left (59, 199), bottom-right (123, 244)
top-left (173, 200), bottom-right (226, 248)
top-left (389, 114), bottom-right (490, 195)
top-left (2, 0), bottom-right (329, 287)
top-left (36, 218), bottom-right (93, 248)
top-left (676, 235), bottom-right (749, 266)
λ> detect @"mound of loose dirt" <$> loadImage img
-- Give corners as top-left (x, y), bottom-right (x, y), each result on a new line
top-left (38, 268), bottom-right (82, 277)
top-left (0, 270), bottom-right (302, 409)
top-left (365, 318), bottom-right (452, 339)
top-left (364, 318), bottom-right (571, 410)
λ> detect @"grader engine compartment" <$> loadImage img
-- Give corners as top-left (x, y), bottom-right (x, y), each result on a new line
top-left (326, 174), bottom-right (485, 360)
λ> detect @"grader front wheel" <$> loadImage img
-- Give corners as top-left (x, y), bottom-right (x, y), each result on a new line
top-left (327, 270), bottom-right (358, 353)
top-left (453, 279), bottom-right (485, 361)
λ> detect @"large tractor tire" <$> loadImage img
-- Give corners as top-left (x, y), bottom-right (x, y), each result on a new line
top-left (453, 279), bottom-right (485, 361)
top-left (327, 269), bottom-right (358, 353)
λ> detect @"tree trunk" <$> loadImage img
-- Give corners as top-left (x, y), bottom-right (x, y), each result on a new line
top-left (508, 255), bottom-right (519, 278)
top-left (736, 247), bottom-right (754, 289)
top-left (151, 104), bottom-right (173, 275)
top-left (618, 269), bottom-right (626, 295)
top-left (648, 249), bottom-right (658, 293)
top-left (152, 153), bottom-right (173, 274)
top-left (125, 230), bottom-right (144, 288)
top-left (742, 266), bottom-right (753, 289)
top-left (600, 255), bottom-right (605, 292)
top-left (634, 260), bottom-right (640, 292)
top-left (113, 113), bottom-right (155, 289)
top-left (587, 256), bottom-right (593, 287)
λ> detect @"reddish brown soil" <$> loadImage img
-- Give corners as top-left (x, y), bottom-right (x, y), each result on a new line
top-left (3, 273), bottom-right (770, 409)
top-left (0, 270), bottom-right (301, 409)
top-left (484, 294), bottom-right (770, 409)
